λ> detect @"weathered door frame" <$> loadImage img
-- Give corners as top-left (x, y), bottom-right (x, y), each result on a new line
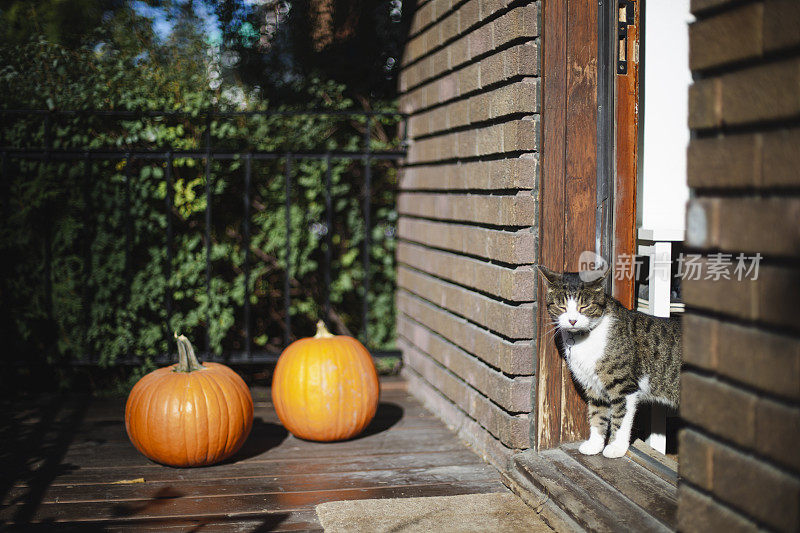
top-left (613, 0), bottom-right (640, 310)
top-left (535, 0), bottom-right (638, 450)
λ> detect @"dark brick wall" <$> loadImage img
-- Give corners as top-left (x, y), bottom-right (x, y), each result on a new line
top-left (679, 0), bottom-right (800, 531)
top-left (397, 0), bottom-right (540, 468)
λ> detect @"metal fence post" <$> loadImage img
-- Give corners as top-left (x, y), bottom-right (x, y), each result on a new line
top-left (43, 113), bottom-right (54, 328)
top-left (284, 154), bottom-right (292, 346)
top-left (124, 152), bottom-right (133, 361)
top-left (362, 115), bottom-right (372, 348)
top-left (1, 152), bottom-right (8, 216)
top-left (324, 152), bottom-right (333, 326)
top-left (165, 151), bottom-right (174, 354)
top-left (243, 152), bottom-right (252, 360)
top-left (204, 115), bottom-right (212, 357)
top-left (82, 152), bottom-right (93, 362)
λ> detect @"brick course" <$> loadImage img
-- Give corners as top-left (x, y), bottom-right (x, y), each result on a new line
top-left (397, 315), bottom-right (533, 412)
top-left (690, 3), bottom-right (764, 71)
top-left (680, 430), bottom-right (800, 531)
top-left (687, 128), bottom-right (800, 189)
top-left (399, 155), bottom-right (539, 191)
top-left (681, 373), bottom-right (758, 450)
top-left (407, 115), bottom-right (539, 162)
top-left (682, 314), bottom-right (800, 401)
top-left (712, 438), bottom-right (800, 531)
top-left (680, 1), bottom-right (800, 530)
top-left (400, 42), bottom-right (539, 113)
top-left (397, 291), bottom-right (535, 375)
top-left (398, 218), bottom-right (537, 264)
top-left (401, 3), bottom-right (539, 78)
top-left (401, 366), bottom-right (522, 468)
top-left (398, 267), bottom-right (536, 339)
top-left (681, 265), bottom-right (800, 332)
top-left (400, 340), bottom-right (531, 448)
top-left (398, 191), bottom-right (536, 226)
top-left (397, 242), bottom-right (536, 301)
top-left (685, 197), bottom-right (800, 256)
top-left (398, 0), bottom-right (539, 458)
top-left (409, 78), bottom-right (539, 138)
top-left (689, 58), bottom-right (800, 129)
top-left (678, 485), bottom-right (759, 533)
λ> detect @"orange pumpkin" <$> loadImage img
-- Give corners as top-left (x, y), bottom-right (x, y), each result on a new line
top-left (272, 321), bottom-right (379, 441)
top-left (125, 334), bottom-right (254, 467)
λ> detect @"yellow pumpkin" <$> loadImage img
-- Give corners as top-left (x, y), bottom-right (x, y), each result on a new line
top-left (125, 334), bottom-right (254, 467)
top-left (272, 321), bottom-right (379, 441)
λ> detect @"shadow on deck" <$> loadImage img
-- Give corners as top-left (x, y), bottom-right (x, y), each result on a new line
top-left (0, 378), bottom-right (508, 532)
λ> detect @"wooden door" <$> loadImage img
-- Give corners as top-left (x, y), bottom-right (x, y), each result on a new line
top-left (536, 0), bottom-right (597, 450)
top-left (613, 0), bottom-right (640, 310)
top-left (535, 0), bottom-right (640, 450)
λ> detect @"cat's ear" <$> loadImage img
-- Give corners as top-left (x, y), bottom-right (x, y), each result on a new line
top-left (537, 265), bottom-right (562, 285)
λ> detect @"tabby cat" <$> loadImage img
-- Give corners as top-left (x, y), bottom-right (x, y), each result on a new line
top-left (539, 266), bottom-right (681, 458)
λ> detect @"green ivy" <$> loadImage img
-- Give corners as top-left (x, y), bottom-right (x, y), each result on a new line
top-left (0, 39), bottom-right (400, 377)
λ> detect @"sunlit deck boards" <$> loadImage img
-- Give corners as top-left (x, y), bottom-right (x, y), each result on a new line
top-left (0, 378), bottom-right (508, 531)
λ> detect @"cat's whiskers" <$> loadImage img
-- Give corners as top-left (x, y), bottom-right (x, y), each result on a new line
top-left (541, 321), bottom-right (562, 345)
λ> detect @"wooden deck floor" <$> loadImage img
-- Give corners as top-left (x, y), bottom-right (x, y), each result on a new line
top-left (0, 378), bottom-right (508, 531)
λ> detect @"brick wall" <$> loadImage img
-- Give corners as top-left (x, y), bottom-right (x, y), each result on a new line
top-left (679, 1), bottom-right (800, 531)
top-left (396, 0), bottom-right (540, 468)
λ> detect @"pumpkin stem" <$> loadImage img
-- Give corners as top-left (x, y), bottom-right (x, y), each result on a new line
top-left (173, 333), bottom-right (205, 372)
top-left (314, 320), bottom-right (335, 339)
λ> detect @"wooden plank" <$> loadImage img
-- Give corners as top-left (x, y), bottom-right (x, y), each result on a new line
top-left (513, 449), bottom-right (626, 533)
top-left (70, 392), bottom-right (419, 422)
top-left (5, 464), bottom-right (500, 505)
top-left (537, 0), bottom-right (568, 452)
top-left (105, 510), bottom-right (323, 532)
top-left (14, 448), bottom-right (490, 486)
top-left (83, 394), bottom-right (425, 420)
top-left (0, 379), bottom-right (410, 419)
top-left (53, 428), bottom-right (460, 465)
top-left (612, 0), bottom-right (641, 310)
top-left (44, 426), bottom-right (466, 470)
top-left (627, 439), bottom-right (679, 485)
top-left (1, 510), bottom-right (322, 532)
top-left (564, 0), bottom-right (599, 267)
top-left (1, 397), bottom-right (441, 450)
top-left (1, 407), bottom-right (444, 450)
top-left (561, 0), bottom-right (598, 444)
top-left (512, 449), bottom-right (671, 533)
top-left (1, 481), bottom-right (507, 524)
top-left (6, 412), bottom-right (439, 450)
top-left (546, 449), bottom-right (670, 532)
top-left (563, 444), bottom-right (677, 528)
top-left (0, 398), bottom-right (90, 527)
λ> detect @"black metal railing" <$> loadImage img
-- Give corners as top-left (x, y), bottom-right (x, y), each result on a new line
top-left (0, 109), bottom-right (407, 365)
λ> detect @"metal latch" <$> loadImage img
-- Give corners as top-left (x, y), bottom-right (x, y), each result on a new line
top-left (617, 0), bottom-right (635, 75)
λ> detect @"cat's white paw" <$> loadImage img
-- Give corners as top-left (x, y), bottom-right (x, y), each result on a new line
top-left (579, 438), bottom-right (604, 455)
top-left (602, 441), bottom-right (629, 458)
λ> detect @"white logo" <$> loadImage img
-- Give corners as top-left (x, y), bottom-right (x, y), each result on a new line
top-left (578, 251), bottom-right (609, 282)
